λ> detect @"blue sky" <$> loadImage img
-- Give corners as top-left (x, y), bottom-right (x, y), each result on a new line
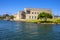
top-left (0, 0), bottom-right (60, 15)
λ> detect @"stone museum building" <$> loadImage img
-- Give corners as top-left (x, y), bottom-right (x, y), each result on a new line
top-left (13, 8), bottom-right (52, 21)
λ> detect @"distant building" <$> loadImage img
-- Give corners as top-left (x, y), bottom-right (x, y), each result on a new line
top-left (54, 15), bottom-right (60, 19)
top-left (13, 8), bottom-right (52, 21)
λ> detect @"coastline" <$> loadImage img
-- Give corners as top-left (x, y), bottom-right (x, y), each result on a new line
top-left (0, 19), bottom-right (60, 24)
top-left (0, 18), bottom-right (59, 24)
top-left (11, 20), bottom-right (60, 24)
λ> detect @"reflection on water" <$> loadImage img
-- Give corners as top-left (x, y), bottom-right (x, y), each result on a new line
top-left (0, 20), bottom-right (60, 40)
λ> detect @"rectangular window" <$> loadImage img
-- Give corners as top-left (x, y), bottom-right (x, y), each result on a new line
top-left (27, 10), bottom-right (30, 14)
top-left (37, 12), bottom-right (39, 14)
top-left (29, 16), bottom-right (31, 19)
top-left (32, 16), bottom-right (33, 19)
top-left (35, 12), bottom-right (36, 14)
top-left (35, 16), bottom-right (36, 19)
top-left (32, 12), bottom-right (33, 14)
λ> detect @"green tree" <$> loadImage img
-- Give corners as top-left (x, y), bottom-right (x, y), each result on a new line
top-left (0, 15), bottom-right (7, 19)
top-left (2, 14), bottom-right (10, 19)
top-left (37, 12), bottom-right (53, 22)
top-left (0, 16), bottom-right (1, 18)
top-left (10, 15), bottom-right (15, 20)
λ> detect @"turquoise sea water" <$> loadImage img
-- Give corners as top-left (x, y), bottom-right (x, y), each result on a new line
top-left (0, 20), bottom-right (60, 40)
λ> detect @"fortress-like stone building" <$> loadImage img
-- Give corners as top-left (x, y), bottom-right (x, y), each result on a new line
top-left (13, 8), bottom-right (52, 21)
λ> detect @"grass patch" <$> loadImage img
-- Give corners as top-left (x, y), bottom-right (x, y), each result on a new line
top-left (25, 19), bottom-right (41, 22)
top-left (40, 21), bottom-right (53, 23)
top-left (55, 19), bottom-right (60, 23)
top-left (25, 19), bottom-right (60, 23)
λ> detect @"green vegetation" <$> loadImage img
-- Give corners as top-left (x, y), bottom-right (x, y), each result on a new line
top-left (54, 19), bottom-right (60, 23)
top-left (26, 20), bottom-right (41, 22)
top-left (0, 13), bottom-right (60, 24)
top-left (25, 19), bottom-right (60, 24)
top-left (0, 14), bottom-right (14, 20)
top-left (37, 12), bottom-right (53, 23)
top-left (10, 15), bottom-right (15, 20)
top-left (25, 12), bottom-right (60, 24)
